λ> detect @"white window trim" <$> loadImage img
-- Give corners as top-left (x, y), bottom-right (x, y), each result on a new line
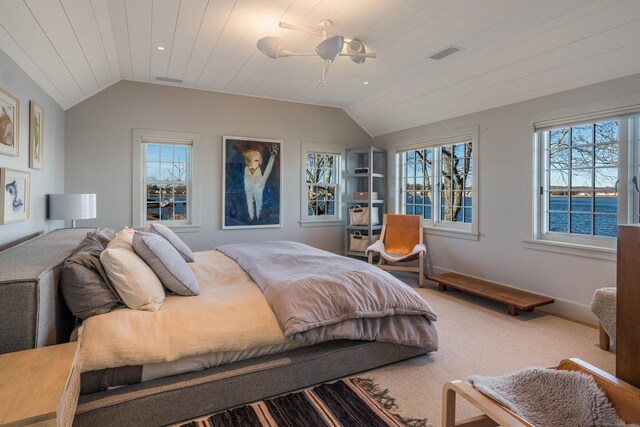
top-left (300, 142), bottom-right (345, 227)
top-left (395, 125), bottom-right (479, 240)
top-left (528, 105), bottom-right (640, 260)
top-left (132, 129), bottom-right (200, 231)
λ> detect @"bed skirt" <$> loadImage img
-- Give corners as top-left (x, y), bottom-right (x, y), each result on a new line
top-left (74, 340), bottom-right (428, 426)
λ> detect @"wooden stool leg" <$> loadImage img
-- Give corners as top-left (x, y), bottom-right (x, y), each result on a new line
top-left (599, 323), bottom-right (610, 351)
top-left (507, 306), bottom-right (519, 316)
top-left (419, 253), bottom-right (424, 288)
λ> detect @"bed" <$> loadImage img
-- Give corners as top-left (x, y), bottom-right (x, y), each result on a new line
top-left (0, 228), bottom-right (438, 426)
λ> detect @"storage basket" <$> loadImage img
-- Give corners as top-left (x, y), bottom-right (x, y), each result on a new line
top-left (348, 205), bottom-right (380, 225)
top-left (352, 192), bottom-right (378, 201)
top-left (349, 231), bottom-right (370, 252)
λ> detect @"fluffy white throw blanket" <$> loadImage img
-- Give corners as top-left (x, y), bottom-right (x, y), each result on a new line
top-left (366, 240), bottom-right (426, 263)
top-left (468, 368), bottom-right (630, 427)
top-left (591, 287), bottom-right (616, 344)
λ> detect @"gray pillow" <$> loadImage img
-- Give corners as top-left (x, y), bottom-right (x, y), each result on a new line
top-left (145, 223), bottom-right (195, 262)
top-left (88, 227), bottom-right (116, 247)
top-left (61, 234), bottom-right (123, 319)
top-left (132, 231), bottom-right (199, 296)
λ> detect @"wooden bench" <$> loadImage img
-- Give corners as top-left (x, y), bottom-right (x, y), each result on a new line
top-left (427, 272), bottom-right (554, 316)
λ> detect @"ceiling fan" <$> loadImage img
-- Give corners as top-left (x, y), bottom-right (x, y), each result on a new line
top-left (257, 20), bottom-right (377, 87)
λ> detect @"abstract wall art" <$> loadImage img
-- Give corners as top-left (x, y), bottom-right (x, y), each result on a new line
top-left (222, 136), bottom-right (282, 229)
top-left (0, 88), bottom-right (19, 157)
top-left (1, 168), bottom-right (30, 224)
top-left (29, 101), bottom-right (44, 169)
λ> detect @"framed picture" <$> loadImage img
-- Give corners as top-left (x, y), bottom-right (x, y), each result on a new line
top-left (222, 136), bottom-right (282, 229)
top-left (0, 168), bottom-right (30, 224)
top-left (0, 87), bottom-right (19, 157)
top-left (29, 101), bottom-right (44, 169)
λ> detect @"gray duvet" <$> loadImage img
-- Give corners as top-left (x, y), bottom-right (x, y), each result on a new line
top-left (216, 241), bottom-right (438, 351)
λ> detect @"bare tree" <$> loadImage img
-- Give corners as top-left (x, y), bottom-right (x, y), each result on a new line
top-left (548, 121), bottom-right (618, 193)
top-left (414, 143), bottom-right (472, 221)
top-left (307, 154), bottom-right (335, 215)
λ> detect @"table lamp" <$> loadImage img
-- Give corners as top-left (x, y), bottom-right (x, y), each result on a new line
top-left (48, 194), bottom-right (96, 228)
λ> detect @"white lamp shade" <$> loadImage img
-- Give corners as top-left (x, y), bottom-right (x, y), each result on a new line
top-left (49, 194), bottom-right (96, 220)
top-left (316, 35), bottom-right (344, 62)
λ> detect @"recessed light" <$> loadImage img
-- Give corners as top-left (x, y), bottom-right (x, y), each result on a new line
top-left (156, 46), bottom-right (165, 51)
top-left (363, 81), bottom-right (369, 85)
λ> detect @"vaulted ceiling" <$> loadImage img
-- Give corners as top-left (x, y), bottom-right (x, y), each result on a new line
top-left (1, 0), bottom-right (639, 136)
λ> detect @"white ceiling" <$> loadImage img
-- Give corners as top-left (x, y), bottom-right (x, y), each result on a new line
top-left (1, 0), bottom-right (640, 137)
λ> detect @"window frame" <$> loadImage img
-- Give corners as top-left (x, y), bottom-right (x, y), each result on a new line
top-left (132, 129), bottom-right (200, 231)
top-left (300, 142), bottom-right (345, 227)
top-left (529, 106), bottom-right (640, 259)
top-left (396, 125), bottom-right (479, 240)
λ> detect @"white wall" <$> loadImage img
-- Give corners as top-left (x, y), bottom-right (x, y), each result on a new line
top-left (64, 81), bottom-right (370, 253)
top-left (373, 73), bottom-right (640, 323)
top-left (0, 48), bottom-right (65, 250)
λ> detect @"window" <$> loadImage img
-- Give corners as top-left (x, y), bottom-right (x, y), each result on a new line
top-left (132, 129), bottom-right (199, 229)
top-left (144, 143), bottom-right (190, 223)
top-left (397, 126), bottom-right (478, 238)
top-left (533, 108), bottom-right (640, 251)
top-left (300, 143), bottom-right (344, 225)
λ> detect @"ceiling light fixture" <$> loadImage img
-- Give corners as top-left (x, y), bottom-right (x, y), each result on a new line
top-left (363, 81), bottom-right (369, 85)
top-left (257, 20), bottom-right (376, 87)
top-left (156, 46), bottom-right (165, 51)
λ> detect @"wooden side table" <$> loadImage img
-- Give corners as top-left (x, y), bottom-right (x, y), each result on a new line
top-left (0, 342), bottom-right (80, 427)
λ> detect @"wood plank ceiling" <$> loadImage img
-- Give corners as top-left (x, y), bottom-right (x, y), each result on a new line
top-left (1, 0), bottom-right (639, 136)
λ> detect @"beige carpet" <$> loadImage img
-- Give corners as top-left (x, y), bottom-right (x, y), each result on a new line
top-left (365, 272), bottom-right (615, 427)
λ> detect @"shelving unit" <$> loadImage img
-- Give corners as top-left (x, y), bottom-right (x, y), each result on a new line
top-left (344, 147), bottom-right (386, 258)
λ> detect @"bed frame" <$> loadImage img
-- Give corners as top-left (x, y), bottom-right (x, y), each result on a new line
top-left (0, 228), bottom-right (429, 426)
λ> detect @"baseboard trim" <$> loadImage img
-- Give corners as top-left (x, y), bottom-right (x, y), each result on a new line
top-left (427, 266), bottom-right (598, 327)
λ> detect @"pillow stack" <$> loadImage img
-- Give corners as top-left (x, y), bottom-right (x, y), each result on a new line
top-left (99, 225), bottom-right (199, 312)
top-left (63, 225), bottom-right (199, 317)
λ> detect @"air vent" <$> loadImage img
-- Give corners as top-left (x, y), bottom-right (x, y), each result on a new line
top-left (155, 76), bottom-right (183, 84)
top-left (428, 45), bottom-right (463, 61)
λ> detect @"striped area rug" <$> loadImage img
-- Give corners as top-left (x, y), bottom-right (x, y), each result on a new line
top-left (179, 378), bottom-right (428, 427)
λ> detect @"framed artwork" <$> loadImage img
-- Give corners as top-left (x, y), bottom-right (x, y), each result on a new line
top-left (222, 136), bottom-right (282, 229)
top-left (0, 168), bottom-right (30, 224)
top-left (0, 87), bottom-right (19, 157)
top-left (29, 101), bottom-right (44, 169)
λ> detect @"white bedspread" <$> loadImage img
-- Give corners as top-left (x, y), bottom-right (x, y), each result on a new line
top-left (78, 250), bottom-right (296, 373)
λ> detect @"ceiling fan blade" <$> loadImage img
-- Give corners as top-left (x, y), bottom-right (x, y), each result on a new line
top-left (257, 36), bottom-right (315, 58)
top-left (279, 21), bottom-right (322, 37)
top-left (257, 36), bottom-right (288, 59)
top-left (316, 35), bottom-right (344, 62)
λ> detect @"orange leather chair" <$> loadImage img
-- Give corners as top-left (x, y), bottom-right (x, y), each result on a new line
top-left (366, 214), bottom-right (426, 287)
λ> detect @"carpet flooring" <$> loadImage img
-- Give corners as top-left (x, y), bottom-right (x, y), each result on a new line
top-left (365, 272), bottom-right (615, 427)
top-left (179, 378), bottom-right (426, 427)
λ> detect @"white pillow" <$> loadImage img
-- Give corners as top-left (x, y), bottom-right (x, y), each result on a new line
top-left (100, 228), bottom-right (165, 311)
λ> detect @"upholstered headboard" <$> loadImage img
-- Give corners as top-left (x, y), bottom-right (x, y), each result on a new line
top-left (0, 228), bottom-right (91, 354)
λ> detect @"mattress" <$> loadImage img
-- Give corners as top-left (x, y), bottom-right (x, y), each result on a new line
top-left (78, 250), bottom-right (297, 375)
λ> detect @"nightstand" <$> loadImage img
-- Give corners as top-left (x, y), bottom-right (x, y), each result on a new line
top-left (0, 341), bottom-right (80, 426)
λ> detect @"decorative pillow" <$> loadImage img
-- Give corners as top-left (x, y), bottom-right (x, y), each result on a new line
top-left (145, 223), bottom-right (195, 262)
top-left (132, 232), bottom-right (199, 296)
top-left (88, 227), bottom-right (117, 247)
top-left (100, 229), bottom-right (165, 311)
top-left (60, 233), bottom-right (123, 320)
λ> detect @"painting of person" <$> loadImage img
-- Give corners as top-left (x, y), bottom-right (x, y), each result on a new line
top-left (223, 137), bottom-right (282, 228)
